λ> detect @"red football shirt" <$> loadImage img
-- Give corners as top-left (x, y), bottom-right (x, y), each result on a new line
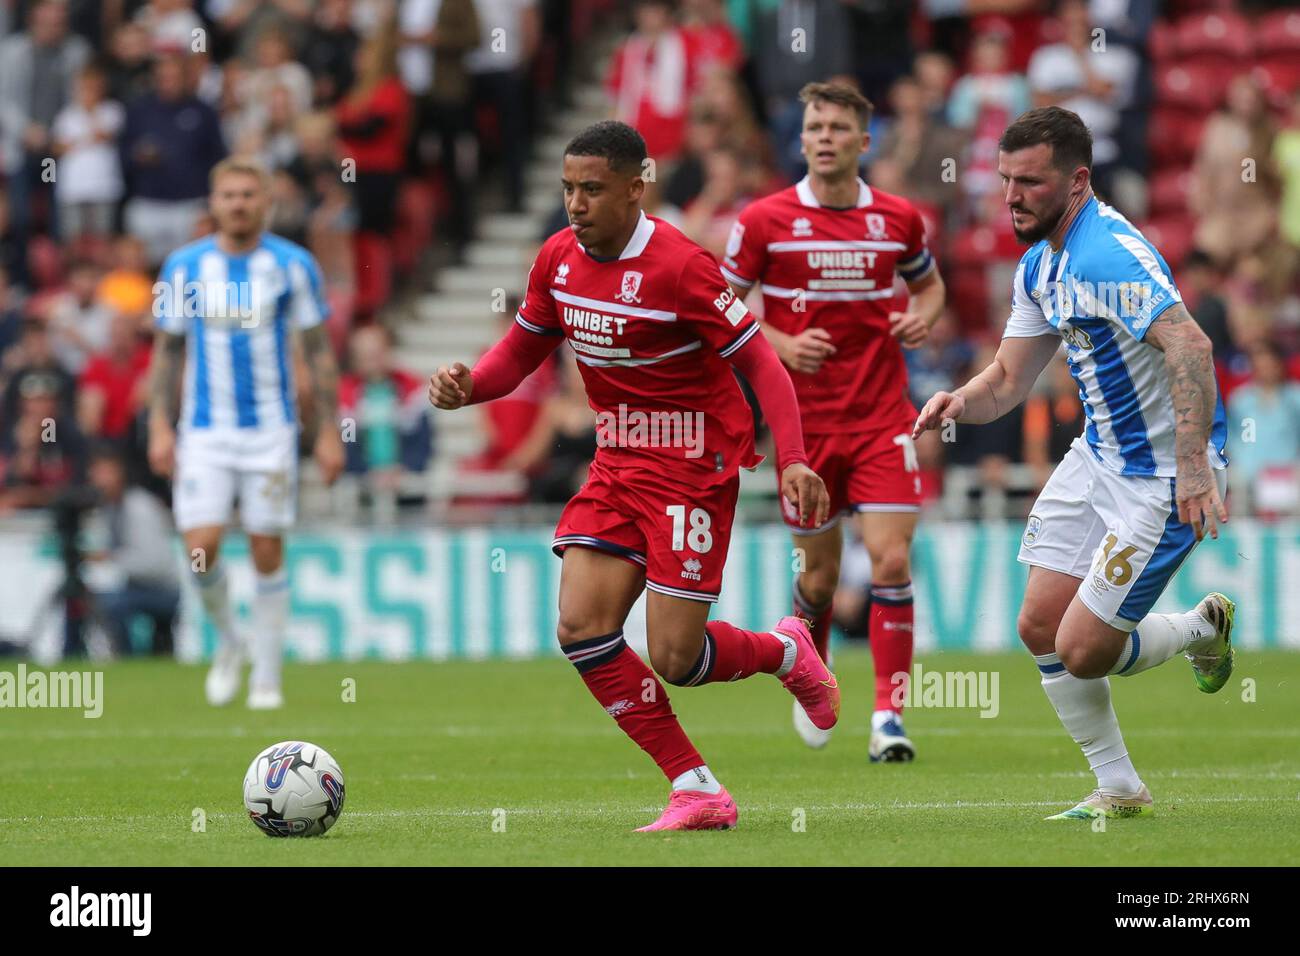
top-left (516, 212), bottom-right (762, 472)
top-left (721, 177), bottom-right (936, 434)
top-left (78, 342), bottom-right (151, 439)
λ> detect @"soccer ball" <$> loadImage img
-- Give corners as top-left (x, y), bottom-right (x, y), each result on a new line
top-left (243, 741), bottom-right (346, 837)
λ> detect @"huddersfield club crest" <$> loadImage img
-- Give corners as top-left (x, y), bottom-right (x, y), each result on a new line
top-left (866, 213), bottom-right (888, 239)
top-left (617, 270), bottom-right (644, 304)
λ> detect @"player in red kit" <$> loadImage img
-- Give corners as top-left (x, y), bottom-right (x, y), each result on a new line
top-left (429, 121), bottom-right (835, 831)
top-left (722, 83), bottom-right (947, 759)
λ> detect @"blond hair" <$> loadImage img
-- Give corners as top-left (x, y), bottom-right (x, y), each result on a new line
top-left (209, 156), bottom-right (272, 192)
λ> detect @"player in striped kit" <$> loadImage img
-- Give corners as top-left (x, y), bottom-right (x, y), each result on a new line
top-left (914, 108), bottom-right (1235, 820)
top-left (147, 158), bottom-right (345, 710)
top-left (723, 83), bottom-right (947, 759)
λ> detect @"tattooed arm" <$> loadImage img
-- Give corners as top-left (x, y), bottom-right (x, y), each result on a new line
top-left (1144, 302), bottom-right (1227, 540)
top-left (301, 324), bottom-right (345, 485)
top-left (146, 329), bottom-right (186, 477)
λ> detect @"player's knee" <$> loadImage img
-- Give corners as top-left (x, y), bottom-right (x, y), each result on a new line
top-left (1016, 606), bottom-right (1057, 655)
top-left (869, 543), bottom-right (911, 585)
top-left (1057, 639), bottom-right (1109, 679)
top-left (797, 565), bottom-right (838, 608)
top-left (555, 613), bottom-right (591, 648)
top-left (248, 536), bottom-right (284, 574)
top-left (649, 642), bottom-right (699, 686)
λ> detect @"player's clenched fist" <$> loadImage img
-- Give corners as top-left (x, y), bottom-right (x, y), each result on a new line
top-left (429, 362), bottom-right (474, 409)
top-left (780, 328), bottom-right (836, 375)
top-left (912, 390), bottom-right (965, 440)
top-left (781, 462), bottom-right (830, 529)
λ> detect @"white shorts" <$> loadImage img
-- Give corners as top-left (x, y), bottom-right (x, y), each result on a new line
top-left (173, 426), bottom-right (299, 534)
top-left (1018, 437), bottom-right (1227, 632)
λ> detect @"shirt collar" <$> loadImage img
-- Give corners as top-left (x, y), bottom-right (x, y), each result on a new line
top-left (795, 176), bottom-right (874, 209)
top-left (582, 211), bottom-right (656, 261)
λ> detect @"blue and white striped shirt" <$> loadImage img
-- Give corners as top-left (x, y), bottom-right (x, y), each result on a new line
top-left (155, 233), bottom-right (328, 432)
top-left (1002, 197), bottom-right (1228, 478)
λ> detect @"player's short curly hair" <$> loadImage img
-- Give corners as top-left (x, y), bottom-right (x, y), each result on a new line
top-left (999, 107), bottom-right (1093, 173)
top-left (564, 121), bottom-right (647, 176)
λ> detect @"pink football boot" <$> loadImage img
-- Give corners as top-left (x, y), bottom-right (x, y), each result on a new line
top-left (635, 787), bottom-right (738, 832)
top-left (774, 616), bottom-right (840, 730)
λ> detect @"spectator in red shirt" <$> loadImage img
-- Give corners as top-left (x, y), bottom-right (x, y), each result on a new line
top-left (681, 0), bottom-right (742, 80)
top-left (335, 29), bottom-right (411, 234)
top-left (77, 310), bottom-right (151, 441)
top-left (607, 0), bottom-right (694, 163)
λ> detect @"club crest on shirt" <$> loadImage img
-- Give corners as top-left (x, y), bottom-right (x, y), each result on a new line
top-left (617, 270), bottom-right (643, 304)
top-left (865, 213), bottom-right (888, 239)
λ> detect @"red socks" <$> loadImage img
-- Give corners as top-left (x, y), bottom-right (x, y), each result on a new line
top-left (564, 630), bottom-right (702, 782)
top-left (869, 581), bottom-right (915, 713)
top-left (669, 620), bottom-right (785, 685)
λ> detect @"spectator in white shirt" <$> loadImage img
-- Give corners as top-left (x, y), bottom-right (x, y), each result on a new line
top-left (52, 62), bottom-right (125, 240)
top-left (1027, 0), bottom-right (1137, 198)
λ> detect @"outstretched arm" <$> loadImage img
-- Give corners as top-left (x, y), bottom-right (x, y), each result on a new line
top-left (912, 333), bottom-right (1060, 438)
top-left (1144, 302), bottom-right (1226, 539)
top-left (429, 322), bottom-right (562, 409)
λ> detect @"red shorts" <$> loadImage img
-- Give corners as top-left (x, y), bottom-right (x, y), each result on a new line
top-left (779, 415), bottom-right (922, 534)
top-left (553, 454), bottom-right (739, 603)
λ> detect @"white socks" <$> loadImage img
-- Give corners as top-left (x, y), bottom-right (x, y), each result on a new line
top-left (250, 568), bottom-right (289, 690)
top-left (1107, 611), bottom-right (1215, 677)
top-left (1035, 652), bottom-right (1142, 795)
top-left (672, 765), bottom-right (722, 794)
top-left (194, 565), bottom-right (235, 644)
top-left (773, 633), bottom-right (799, 677)
top-left (871, 710), bottom-right (901, 732)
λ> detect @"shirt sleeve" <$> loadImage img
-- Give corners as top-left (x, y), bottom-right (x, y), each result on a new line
top-left (515, 248), bottom-right (564, 336)
top-left (288, 253), bottom-right (330, 330)
top-left (153, 253), bottom-right (187, 335)
top-left (1100, 229), bottom-right (1183, 340)
top-left (1002, 260), bottom-right (1056, 339)
top-left (719, 203), bottom-right (765, 290)
top-left (677, 249), bottom-right (761, 358)
top-left (897, 204), bottom-right (936, 284)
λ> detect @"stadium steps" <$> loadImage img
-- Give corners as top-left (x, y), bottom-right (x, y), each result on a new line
top-left (387, 42), bottom-right (616, 508)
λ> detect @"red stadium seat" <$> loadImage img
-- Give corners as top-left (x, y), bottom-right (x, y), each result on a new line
top-left (1147, 168), bottom-right (1194, 217)
top-left (352, 233), bottom-right (393, 321)
top-left (1174, 11), bottom-right (1252, 60)
top-left (1253, 60), bottom-right (1300, 99)
top-left (1148, 20), bottom-right (1178, 63)
top-left (1253, 10), bottom-right (1300, 58)
top-left (26, 236), bottom-right (63, 289)
top-left (1154, 62), bottom-right (1230, 112)
top-left (392, 179), bottom-right (437, 275)
top-left (1139, 216), bottom-right (1195, 272)
top-left (1147, 107), bottom-right (1207, 170)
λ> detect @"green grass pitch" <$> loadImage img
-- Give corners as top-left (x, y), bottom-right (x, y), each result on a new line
top-left (2, 649), bottom-right (1297, 866)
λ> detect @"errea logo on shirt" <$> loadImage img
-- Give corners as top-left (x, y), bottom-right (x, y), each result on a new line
top-left (554, 262), bottom-right (570, 285)
top-left (792, 217), bottom-right (812, 237)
